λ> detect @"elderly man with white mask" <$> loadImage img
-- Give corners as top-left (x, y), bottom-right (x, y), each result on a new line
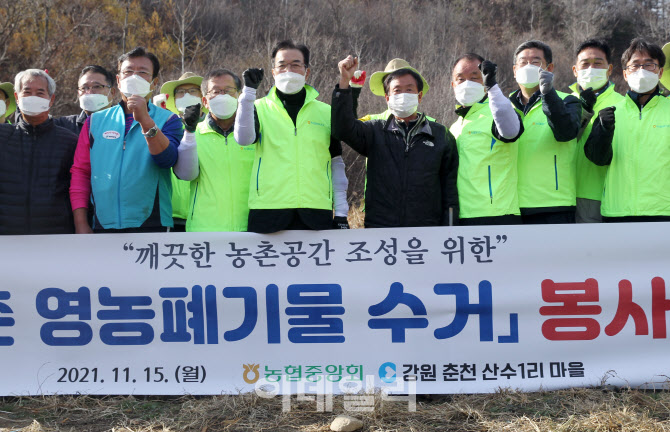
top-left (332, 56), bottom-right (459, 228)
top-left (173, 68), bottom-right (257, 232)
top-left (0, 69), bottom-right (78, 234)
top-left (55, 65), bottom-right (117, 135)
top-left (450, 53), bottom-right (523, 226)
top-left (70, 46), bottom-right (183, 233)
top-left (160, 72), bottom-right (208, 231)
top-left (234, 40), bottom-right (350, 233)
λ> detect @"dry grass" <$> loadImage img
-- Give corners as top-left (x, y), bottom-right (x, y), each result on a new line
top-left (0, 388), bottom-right (668, 432)
top-left (347, 201), bottom-right (365, 229)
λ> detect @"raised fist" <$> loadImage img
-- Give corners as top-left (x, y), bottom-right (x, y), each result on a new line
top-left (243, 68), bottom-right (264, 89)
top-left (338, 55), bottom-right (359, 83)
top-left (479, 60), bottom-right (497, 89)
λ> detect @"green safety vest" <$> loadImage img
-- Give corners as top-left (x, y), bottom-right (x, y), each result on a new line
top-left (450, 102), bottom-right (520, 218)
top-left (570, 82), bottom-right (623, 201)
top-left (249, 85), bottom-right (332, 210)
top-left (601, 93), bottom-right (670, 217)
top-left (514, 90), bottom-right (577, 209)
top-left (171, 171), bottom-right (191, 220)
top-left (187, 120), bottom-right (256, 231)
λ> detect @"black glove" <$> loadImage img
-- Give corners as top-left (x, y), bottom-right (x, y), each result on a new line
top-left (580, 88), bottom-right (597, 113)
top-left (332, 216), bottom-right (349, 229)
top-left (479, 60), bottom-right (497, 89)
top-left (243, 68), bottom-right (264, 89)
top-left (598, 106), bottom-right (616, 132)
top-left (181, 103), bottom-right (201, 133)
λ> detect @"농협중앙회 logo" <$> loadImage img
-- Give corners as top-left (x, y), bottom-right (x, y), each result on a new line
top-left (243, 363), bottom-right (260, 384)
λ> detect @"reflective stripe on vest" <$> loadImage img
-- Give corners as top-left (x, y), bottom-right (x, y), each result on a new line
top-left (89, 103), bottom-right (173, 229)
top-left (450, 102), bottom-right (520, 218)
top-left (571, 83), bottom-right (624, 201)
top-left (602, 94), bottom-right (670, 217)
top-left (249, 85), bottom-right (332, 210)
top-left (515, 90), bottom-right (577, 209)
top-left (187, 121), bottom-right (256, 232)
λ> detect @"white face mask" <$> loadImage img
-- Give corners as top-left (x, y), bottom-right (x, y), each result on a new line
top-left (119, 75), bottom-right (152, 97)
top-left (79, 93), bottom-right (110, 113)
top-left (175, 93), bottom-right (202, 113)
top-left (516, 64), bottom-right (541, 88)
top-left (454, 80), bottom-right (486, 107)
top-left (0, 100), bottom-right (6, 117)
top-left (577, 67), bottom-right (608, 91)
top-left (627, 69), bottom-right (660, 94)
top-left (387, 93), bottom-right (419, 118)
top-left (207, 94), bottom-right (237, 119)
top-left (274, 71), bottom-right (305, 94)
top-left (19, 95), bottom-right (50, 116)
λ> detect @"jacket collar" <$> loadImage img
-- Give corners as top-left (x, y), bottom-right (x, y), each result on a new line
top-left (117, 100), bottom-right (160, 127)
top-left (569, 81), bottom-right (612, 97)
top-left (17, 115), bottom-right (54, 136)
top-left (267, 84), bottom-right (319, 107)
top-left (454, 95), bottom-right (489, 118)
top-left (510, 88), bottom-right (541, 113)
top-left (201, 113), bottom-right (233, 136)
top-left (76, 110), bottom-right (89, 126)
top-left (385, 112), bottom-right (433, 137)
top-left (626, 86), bottom-right (661, 110)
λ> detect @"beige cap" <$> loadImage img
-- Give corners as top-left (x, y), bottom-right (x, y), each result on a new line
top-left (368, 58), bottom-right (429, 97)
top-left (159, 72), bottom-right (204, 114)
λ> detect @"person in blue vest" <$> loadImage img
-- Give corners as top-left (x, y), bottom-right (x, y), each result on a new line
top-left (70, 47), bottom-right (184, 233)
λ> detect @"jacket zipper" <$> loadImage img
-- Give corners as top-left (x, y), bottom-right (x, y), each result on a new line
top-left (118, 138), bottom-right (126, 225)
top-left (225, 134), bottom-right (233, 227)
top-left (191, 181), bottom-right (199, 218)
top-left (294, 124), bottom-right (299, 206)
top-left (488, 165), bottom-right (493, 204)
top-left (26, 132), bottom-right (36, 233)
top-left (326, 160), bottom-right (331, 198)
top-left (554, 154), bottom-right (558, 190)
top-left (256, 157), bottom-right (262, 195)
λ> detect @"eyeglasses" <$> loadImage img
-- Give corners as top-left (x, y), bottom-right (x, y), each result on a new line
top-left (207, 87), bottom-right (238, 97)
top-left (515, 59), bottom-right (543, 67)
top-left (578, 60), bottom-right (608, 69)
top-left (273, 62), bottom-right (306, 72)
top-left (120, 69), bottom-right (152, 79)
top-left (625, 63), bottom-right (659, 72)
top-left (78, 84), bottom-right (111, 94)
top-left (175, 88), bottom-right (202, 97)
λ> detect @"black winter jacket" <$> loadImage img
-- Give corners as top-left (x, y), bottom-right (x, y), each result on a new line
top-left (54, 110), bottom-right (88, 136)
top-left (0, 117), bottom-right (78, 234)
top-left (332, 86), bottom-right (459, 227)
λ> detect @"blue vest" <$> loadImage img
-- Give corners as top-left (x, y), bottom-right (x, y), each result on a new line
top-left (89, 103), bottom-right (174, 229)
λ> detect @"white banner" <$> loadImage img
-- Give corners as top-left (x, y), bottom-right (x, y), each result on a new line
top-left (0, 224), bottom-right (669, 396)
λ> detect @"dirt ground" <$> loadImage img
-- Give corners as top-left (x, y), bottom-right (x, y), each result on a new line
top-left (0, 387), bottom-right (668, 431)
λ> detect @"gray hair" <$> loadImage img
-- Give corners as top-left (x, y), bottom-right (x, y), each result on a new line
top-left (14, 69), bottom-right (57, 96)
top-left (201, 69), bottom-right (242, 95)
